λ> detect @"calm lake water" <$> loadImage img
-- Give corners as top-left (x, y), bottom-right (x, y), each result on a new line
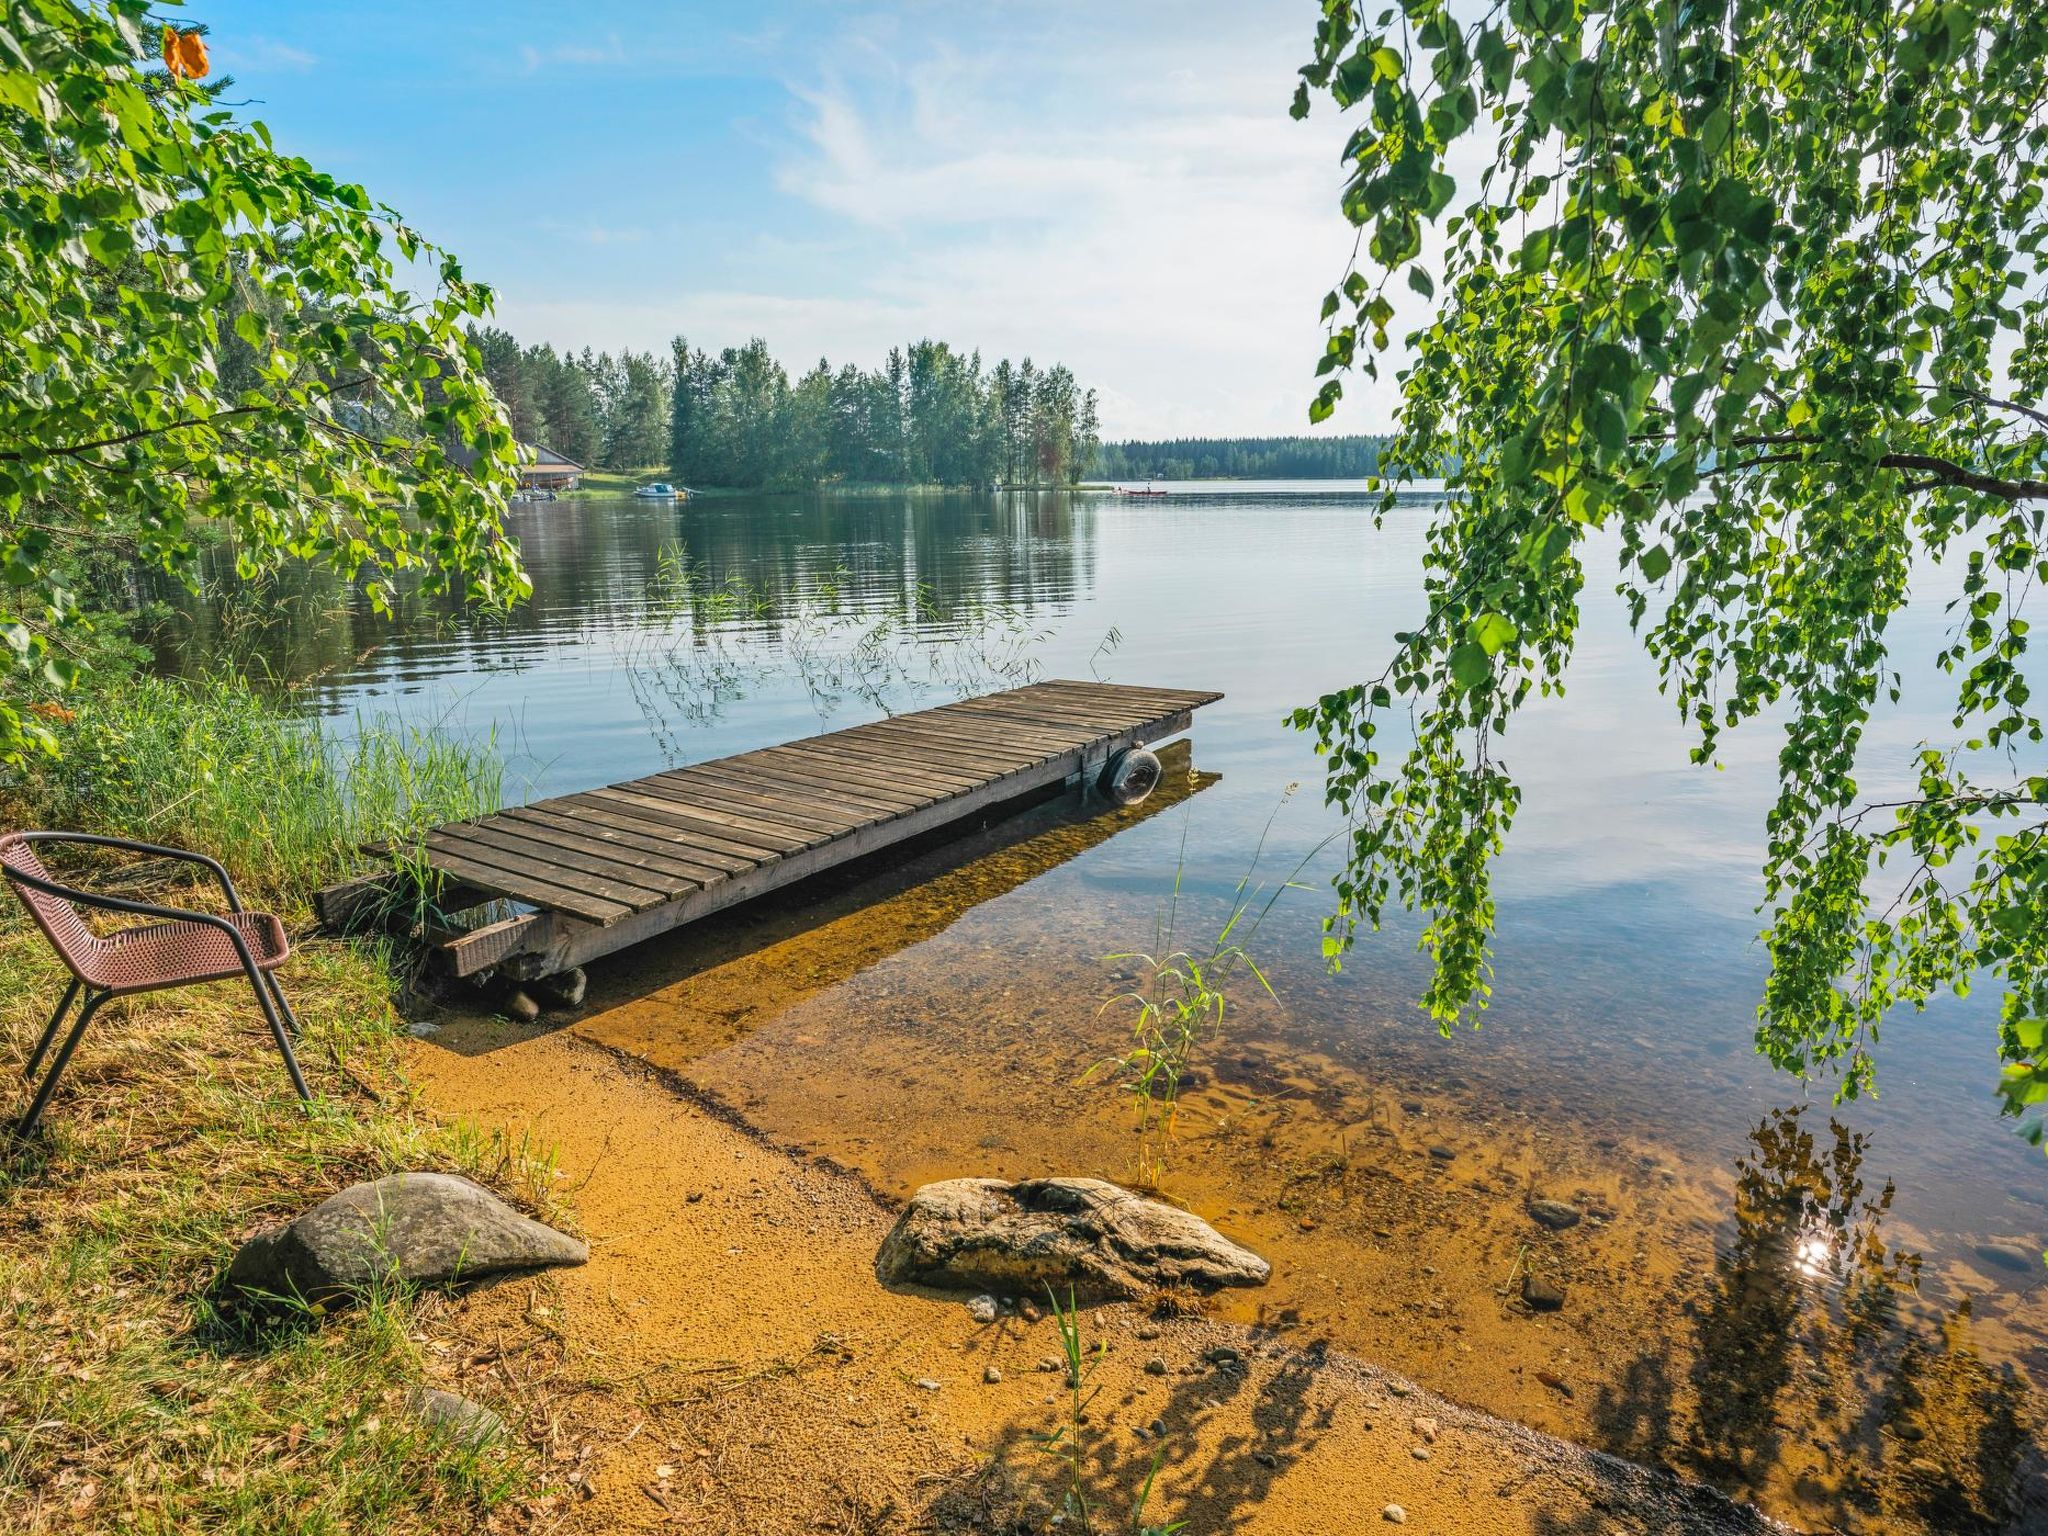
top-left (167, 488), bottom-right (2046, 1531)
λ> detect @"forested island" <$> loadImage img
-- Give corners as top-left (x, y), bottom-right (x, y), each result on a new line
top-left (470, 328), bottom-right (1100, 490)
top-left (470, 327), bottom-right (1391, 491)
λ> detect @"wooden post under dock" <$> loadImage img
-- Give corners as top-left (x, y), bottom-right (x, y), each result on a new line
top-left (321, 680), bottom-right (1221, 982)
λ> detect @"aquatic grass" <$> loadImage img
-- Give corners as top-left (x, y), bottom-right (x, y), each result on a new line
top-left (13, 670), bottom-right (502, 909)
top-left (627, 545), bottom-right (1061, 748)
top-left (1094, 791), bottom-right (1336, 1178)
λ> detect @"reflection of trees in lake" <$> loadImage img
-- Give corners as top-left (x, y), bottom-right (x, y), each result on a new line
top-left (623, 549), bottom-right (1059, 758)
top-left (145, 494), bottom-right (1094, 696)
top-left (1597, 1104), bottom-right (2036, 1531)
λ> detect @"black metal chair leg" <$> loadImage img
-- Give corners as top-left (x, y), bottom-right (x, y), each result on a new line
top-left (261, 970), bottom-right (303, 1041)
top-left (17, 991), bottom-right (107, 1138)
top-left (24, 978), bottom-right (80, 1082)
top-left (245, 969), bottom-right (312, 1104)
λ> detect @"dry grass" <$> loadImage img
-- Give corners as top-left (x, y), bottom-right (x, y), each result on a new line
top-left (0, 872), bottom-right (565, 1535)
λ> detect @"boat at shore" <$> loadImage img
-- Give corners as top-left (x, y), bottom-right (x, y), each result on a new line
top-left (633, 482), bottom-right (686, 500)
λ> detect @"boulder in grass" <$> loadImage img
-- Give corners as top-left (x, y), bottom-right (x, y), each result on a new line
top-left (876, 1176), bottom-right (1270, 1302)
top-left (227, 1172), bottom-right (586, 1305)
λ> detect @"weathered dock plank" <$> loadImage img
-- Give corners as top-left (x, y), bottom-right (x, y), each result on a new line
top-left (390, 680), bottom-right (1220, 979)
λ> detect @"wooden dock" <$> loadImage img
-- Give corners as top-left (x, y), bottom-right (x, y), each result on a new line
top-left (389, 681), bottom-right (1220, 980)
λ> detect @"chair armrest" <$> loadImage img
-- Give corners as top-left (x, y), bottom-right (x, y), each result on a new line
top-left (18, 832), bottom-right (242, 911)
top-left (2, 865), bottom-right (266, 971)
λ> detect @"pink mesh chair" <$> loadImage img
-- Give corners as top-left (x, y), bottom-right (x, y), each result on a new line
top-left (1, 831), bottom-right (311, 1137)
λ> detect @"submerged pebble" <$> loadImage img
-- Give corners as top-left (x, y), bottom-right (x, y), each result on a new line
top-left (1528, 1199), bottom-right (1583, 1230)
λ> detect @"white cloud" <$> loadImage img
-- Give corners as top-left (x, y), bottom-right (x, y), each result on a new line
top-left (500, 4), bottom-right (1428, 437)
top-left (519, 33), bottom-right (630, 73)
top-left (217, 37), bottom-right (317, 73)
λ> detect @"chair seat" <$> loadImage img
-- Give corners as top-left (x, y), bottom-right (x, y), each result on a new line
top-left (85, 911), bottom-right (291, 994)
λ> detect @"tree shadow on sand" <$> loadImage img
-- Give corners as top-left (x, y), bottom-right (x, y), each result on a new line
top-left (923, 1328), bottom-right (1335, 1533)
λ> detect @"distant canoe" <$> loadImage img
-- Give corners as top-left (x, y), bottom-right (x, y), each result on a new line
top-left (1118, 485), bottom-right (1168, 498)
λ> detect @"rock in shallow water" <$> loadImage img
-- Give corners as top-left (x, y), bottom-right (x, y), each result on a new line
top-left (1522, 1274), bottom-right (1567, 1311)
top-left (1527, 1199), bottom-right (1583, 1231)
top-left (875, 1177), bottom-right (1270, 1301)
top-left (227, 1172), bottom-right (587, 1304)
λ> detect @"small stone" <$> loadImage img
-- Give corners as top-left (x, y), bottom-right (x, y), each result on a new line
top-left (1019, 1300), bottom-right (1042, 1323)
top-left (1410, 1445), bottom-right (1431, 1461)
top-left (1906, 1457), bottom-right (1946, 1481)
top-left (966, 1294), bottom-right (1000, 1324)
top-left (503, 989), bottom-right (540, 1024)
top-left (1253, 1450), bottom-right (1278, 1468)
top-left (1382, 1504), bottom-right (1407, 1524)
top-left (1387, 1381), bottom-right (1414, 1398)
top-left (914, 1378), bottom-right (941, 1392)
top-left (1522, 1275), bottom-right (1566, 1312)
top-left (1412, 1415), bottom-right (1439, 1443)
top-left (1535, 1369), bottom-right (1574, 1399)
top-left (983, 1365), bottom-right (1003, 1384)
top-left (1135, 1325), bottom-right (1162, 1340)
top-left (1145, 1357), bottom-right (1169, 1376)
top-left (1149, 1417), bottom-right (1166, 1437)
top-left (406, 1019), bottom-right (440, 1038)
top-left (407, 1386), bottom-right (503, 1447)
top-left (1528, 1199), bottom-right (1583, 1231)
top-left (1203, 1346), bottom-right (1241, 1366)
top-left (1427, 1144), bottom-right (1455, 1161)
top-left (1036, 1358), bottom-right (1061, 1373)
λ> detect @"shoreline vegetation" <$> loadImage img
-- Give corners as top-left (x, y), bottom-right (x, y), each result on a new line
top-left (0, 670), bottom-right (563, 1532)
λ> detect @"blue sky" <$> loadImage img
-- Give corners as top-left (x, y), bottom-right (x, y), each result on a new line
top-left (183, 1), bottom-right (1379, 437)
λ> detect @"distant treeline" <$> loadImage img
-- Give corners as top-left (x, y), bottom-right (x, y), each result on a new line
top-left (671, 339), bottom-right (1098, 491)
top-left (466, 327), bottom-right (668, 473)
top-left (1094, 434), bottom-right (1392, 480)
top-left (469, 326), bottom-right (1100, 490)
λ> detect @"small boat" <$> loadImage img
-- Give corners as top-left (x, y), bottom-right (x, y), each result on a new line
top-left (633, 482), bottom-right (681, 500)
top-left (1118, 482), bottom-right (1168, 498)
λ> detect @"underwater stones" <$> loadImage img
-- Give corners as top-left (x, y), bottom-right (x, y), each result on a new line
top-left (1973, 1242), bottom-right (2038, 1274)
top-left (965, 1293), bottom-right (1000, 1323)
top-left (876, 1177), bottom-right (1270, 1301)
top-left (530, 966), bottom-right (588, 1009)
top-left (227, 1172), bottom-right (586, 1305)
top-left (1527, 1199), bottom-right (1584, 1231)
top-left (1522, 1274), bottom-right (1567, 1311)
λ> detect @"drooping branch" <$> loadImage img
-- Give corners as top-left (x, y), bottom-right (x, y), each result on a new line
top-left (1688, 445), bottom-right (2048, 501)
top-left (0, 375), bottom-right (374, 464)
top-left (1883, 453), bottom-right (2048, 502)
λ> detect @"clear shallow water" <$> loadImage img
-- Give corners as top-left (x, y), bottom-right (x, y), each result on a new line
top-left (168, 488), bottom-right (2046, 1529)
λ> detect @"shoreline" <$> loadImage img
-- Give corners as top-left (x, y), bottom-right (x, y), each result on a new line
top-left (407, 1018), bottom-right (1794, 1535)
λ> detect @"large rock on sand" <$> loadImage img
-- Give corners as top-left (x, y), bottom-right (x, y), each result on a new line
top-left (227, 1172), bottom-right (586, 1304)
top-left (877, 1177), bottom-right (1270, 1301)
